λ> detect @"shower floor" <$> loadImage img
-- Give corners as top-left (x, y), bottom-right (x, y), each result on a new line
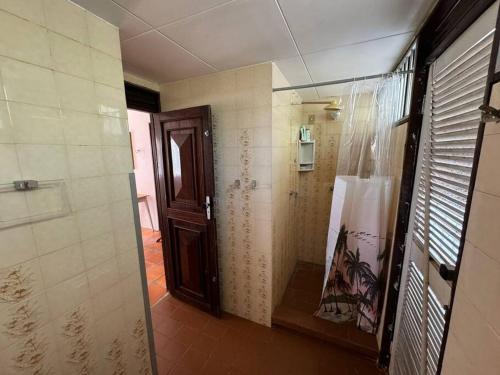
top-left (272, 261), bottom-right (378, 359)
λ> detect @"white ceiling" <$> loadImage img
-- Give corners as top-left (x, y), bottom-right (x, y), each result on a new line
top-left (72, 0), bottom-right (436, 98)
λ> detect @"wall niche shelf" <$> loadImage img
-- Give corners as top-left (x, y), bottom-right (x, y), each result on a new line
top-left (298, 140), bottom-right (315, 172)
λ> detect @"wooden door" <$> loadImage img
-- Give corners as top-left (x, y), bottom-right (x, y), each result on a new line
top-left (152, 105), bottom-right (220, 316)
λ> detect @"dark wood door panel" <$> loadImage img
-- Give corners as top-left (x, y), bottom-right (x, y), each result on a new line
top-left (152, 105), bottom-right (220, 316)
top-left (163, 118), bottom-right (204, 212)
top-left (169, 219), bottom-right (208, 300)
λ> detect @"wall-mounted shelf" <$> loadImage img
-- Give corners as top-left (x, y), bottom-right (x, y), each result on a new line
top-left (298, 140), bottom-right (315, 172)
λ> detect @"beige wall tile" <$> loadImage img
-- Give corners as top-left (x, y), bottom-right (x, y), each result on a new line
top-left (86, 12), bottom-right (121, 60)
top-left (9, 102), bottom-right (64, 145)
top-left (475, 133), bottom-right (500, 197)
top-left (39, 243), bottom-right (85, 288)
top-left (43, 0), bottom-right (88, 44)
top-left (466, 190), bottom-right (500, 264)
top-left (0, 3), bottom-right (150, 372)
top-left (0, 11), bottom-right (51, 67)
top-left (49, 31), bottom-right (92, 80)
top-left (0, 0), bottom-right (45, 25)
top-left (0, 57), bottom-right (59, 107)
top-left (32, 215), bottom-right (80, 255)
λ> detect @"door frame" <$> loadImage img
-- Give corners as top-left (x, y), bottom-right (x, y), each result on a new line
top-left (378, 0), bottom-right (500, 370)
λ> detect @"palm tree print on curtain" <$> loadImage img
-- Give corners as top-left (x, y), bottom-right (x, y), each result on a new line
top-left (315, 223), bottom-right (386, 334)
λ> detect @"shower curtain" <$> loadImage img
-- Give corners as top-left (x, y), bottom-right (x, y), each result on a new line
top-left (315, 76), bottom-right (402, 333)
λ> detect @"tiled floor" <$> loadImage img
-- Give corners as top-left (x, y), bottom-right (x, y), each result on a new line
top-left (151, 295), bottom-right (382, 375)
top-left (272, 261), bottom-right (378, 358)
top-left (142, 228), bottom-right (167, 305)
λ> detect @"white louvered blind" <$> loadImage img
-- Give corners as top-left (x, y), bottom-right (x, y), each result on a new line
top-left (413, 31), bottom-right (495, 266)
top-left (393, 263), bottom-right (446, 375)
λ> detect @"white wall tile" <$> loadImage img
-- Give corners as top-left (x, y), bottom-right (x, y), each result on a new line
top-left (9, 102), bottom-right (64, 144)
top-left (86, 12), bottom-right (121, 59)
top-left (0, 101), bottom-right (13, 143)
top-left (32, 215), bottom-right (80, 255)
top-left (101, 116), bottom-right (129, 146)
top-left (63, 110), bottom-right (101, 146)
top-left (95, 83), bottom-right (127, 118)
top-left (0, 11), bottom-right (51, 67)
top-left (0, 225), bottom-right (37, 268)
top-left (102, 145), bottom-right (133, 174)
top-left (16, 144), bottom-right (68, 180)
top-left (67, 145), bottom-right (104, 178)
top-left (466, 190), bottom-right (500, 264)
top-left (77, 205), bottom-right (112, 241)
top-left (91, 49), bottom-right (123, 89)
top-left (475, 133), bottom-right (500, 197)
top-left (107, 173), bottom-right (132, 202)
top-left (43, 0), bottom-right (88, 44)
top-left (91, 282), bottom-right (123, 319)
top-left (0, 57), bottom-right (59, 107)
top-left (81, 232), bottom-right (115, 269)
top-left (87, 258), bottom-right (119, 295)
top-left (0, 144), bottom-right (20, 183)
top-left (55, 72), bottom-right (96, 113)
top-left (49, 31), bottom-right (92, 80)
top-left (69, 176), bottom-right (108, 210)
top-left (39, 243), bottom-right (85, 288)
top-left (46, 273), bottom-right (90, 319)
top-left (0, 0), bottom-right (46, 25)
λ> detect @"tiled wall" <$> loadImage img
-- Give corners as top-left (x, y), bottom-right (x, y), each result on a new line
top-left (271, 64), bottom-right (302, 309)
top-left (160, 64), bottom-right (274, 326)
top-left (441, 83), bottom-right (500, 373)
top-left (291, 103), bottom-right (343, 265)
top-left (0, 1), bottom-right (150, 374)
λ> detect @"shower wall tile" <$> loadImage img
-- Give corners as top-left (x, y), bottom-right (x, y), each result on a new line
top-left (271, 63), bottom-right (300, 309)
top-left (0, 4), bottom-right (151, 372)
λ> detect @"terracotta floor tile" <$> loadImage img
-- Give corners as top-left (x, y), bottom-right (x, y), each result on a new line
top-left (155, 316), bottom-right (183, 338)
top-left (173, 348), bottom-right (209, 373)
top-left (151, 294), bottom-right (381, 375)
top-left (172, 325), bottom-right (200, 346)
top-left (202, 319), bottom-right (228, 340)
top-left (156, 355), bottom-right (175, 375)
top-left (148, 283), bottom-right (167, 306)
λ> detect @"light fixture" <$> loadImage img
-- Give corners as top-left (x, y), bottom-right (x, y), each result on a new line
top-left (324, 97), bottom-right (343, 120)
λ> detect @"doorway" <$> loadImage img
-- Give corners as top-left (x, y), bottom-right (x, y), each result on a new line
top-left (128, 108), bottom-right (167, 306)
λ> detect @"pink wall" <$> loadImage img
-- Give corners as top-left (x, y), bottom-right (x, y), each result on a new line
top-left (127, 109), bottom-right (159, 230)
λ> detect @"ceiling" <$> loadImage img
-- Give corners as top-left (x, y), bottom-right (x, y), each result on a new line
top-left (73, 0), bottom-right (435, 99)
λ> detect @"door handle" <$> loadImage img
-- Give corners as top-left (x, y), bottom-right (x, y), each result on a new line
top-left (202, 196), bottom-right (211, 220)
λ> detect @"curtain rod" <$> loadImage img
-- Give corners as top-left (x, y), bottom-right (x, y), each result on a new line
top-left (272, 70), bottom-right (414, 92)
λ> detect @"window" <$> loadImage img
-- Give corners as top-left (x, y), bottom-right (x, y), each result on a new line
top-left (394, 42), bottom-right (417, 122)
